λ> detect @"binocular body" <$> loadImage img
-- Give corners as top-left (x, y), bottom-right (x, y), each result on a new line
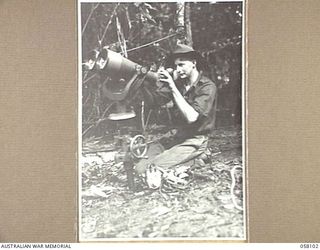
top-left (87, 48), bottom-right (164, 120)
top-left (97, 49), bottom-right (159, 89)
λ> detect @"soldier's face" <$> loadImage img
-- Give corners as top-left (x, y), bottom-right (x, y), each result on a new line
top-left (174, 57), bottom-right (196, 79)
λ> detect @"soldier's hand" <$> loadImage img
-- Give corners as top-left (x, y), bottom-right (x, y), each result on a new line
top-left (158, 68), bottom-right (176, 90)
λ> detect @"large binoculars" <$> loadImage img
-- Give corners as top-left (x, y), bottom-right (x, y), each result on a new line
top-left (84, 48), bottom-right (160, 102)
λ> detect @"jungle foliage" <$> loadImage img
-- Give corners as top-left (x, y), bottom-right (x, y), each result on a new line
top-left (81, 2), bottom-right (243, 137)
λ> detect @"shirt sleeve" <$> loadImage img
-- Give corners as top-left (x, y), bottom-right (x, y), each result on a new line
top-left (191, 81), bottom-right (217, 117)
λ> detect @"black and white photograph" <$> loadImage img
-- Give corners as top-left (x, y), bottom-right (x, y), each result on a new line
top-left (79, 0), bottom-right (246, 241)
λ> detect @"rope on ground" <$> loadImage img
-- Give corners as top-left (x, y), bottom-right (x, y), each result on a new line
top-left (230, 165), bottom-right (243, 211)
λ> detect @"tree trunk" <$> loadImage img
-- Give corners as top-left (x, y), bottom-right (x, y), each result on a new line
top-left (176, 2), bottom-right (185, 29)
top-left (185, 3), bottom-right (193, 47)
top-left (176, 2), bottom-right (193, 46)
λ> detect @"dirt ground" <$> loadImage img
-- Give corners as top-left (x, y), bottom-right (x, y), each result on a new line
top-left (80, 126), bottom-right (245, 240)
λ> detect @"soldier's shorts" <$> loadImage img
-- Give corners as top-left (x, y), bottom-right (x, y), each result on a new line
top-left (135, 135), bottom-right (208, 174)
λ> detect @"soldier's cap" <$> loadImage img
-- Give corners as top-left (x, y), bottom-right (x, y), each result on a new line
top-left (165, 44), bottom-right (206, 70)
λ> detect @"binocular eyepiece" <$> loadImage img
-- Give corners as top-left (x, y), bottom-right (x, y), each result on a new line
top-left (83, 47), bottom-right (159, 86)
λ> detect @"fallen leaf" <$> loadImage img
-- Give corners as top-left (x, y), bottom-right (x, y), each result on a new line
top-left (82, 186), bottom-right (110, 198)
top-left (148, 231), bottom-right (159, 238)
top-left (160, 224), bottom-right (171, 232)
top-left (217, 194), bottom-right (232, 202)
top-left (223, 204), bottom-right (235, 210)
top-left (150, 206), bottom-right (171, 216)
top-left (97, 152), bottom-right (116, 162)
